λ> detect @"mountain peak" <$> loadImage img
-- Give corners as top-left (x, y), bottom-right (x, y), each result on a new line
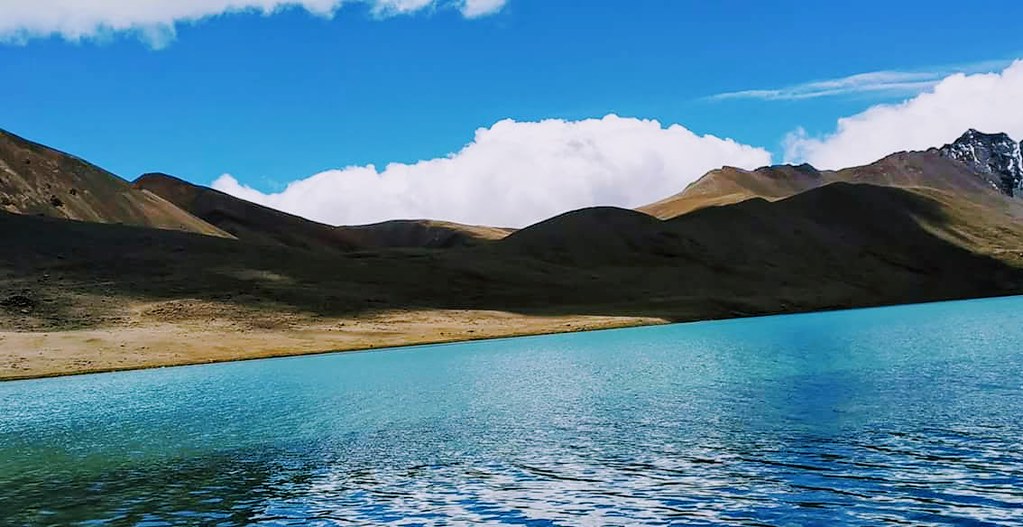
top-left (938, 129), bottom-right (1023, 197)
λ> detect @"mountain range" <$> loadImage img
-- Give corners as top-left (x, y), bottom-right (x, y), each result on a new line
top-left (2, 127), bottom-right (1022, 379)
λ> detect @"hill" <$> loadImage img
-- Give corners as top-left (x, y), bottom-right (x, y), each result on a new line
top-left (638, 163), bottom-right (827, 219)
top-left (0, 130), bottom-right (227, 237)
top-left (501, 207), bottom-right (670, 264)
top-left (343, 219), bottom-right (512, 249)
top-left (504, 182), bottom-right (1023, 274)
top-left (135, 172), bottom-right (512, 250)
top-left (639, 150), bottom-right (1017, 220)
top-left (134, 172), bottom-right (360, 251)
top-left (3, 129), bottom-right (1023, 380)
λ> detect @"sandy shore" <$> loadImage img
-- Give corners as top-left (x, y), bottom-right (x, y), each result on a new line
top-left (0, 309), bottom-right (665, 381)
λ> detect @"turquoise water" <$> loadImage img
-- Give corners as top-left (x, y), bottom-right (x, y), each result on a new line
top-left (3, 297), bottom-right (1023, 526)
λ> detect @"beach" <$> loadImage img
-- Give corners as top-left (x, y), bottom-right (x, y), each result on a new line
top-left (0, 307), bottom-right (664, 381)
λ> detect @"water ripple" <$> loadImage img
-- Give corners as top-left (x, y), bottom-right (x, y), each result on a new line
top-left (3, 297), bottom-right (1023, 525)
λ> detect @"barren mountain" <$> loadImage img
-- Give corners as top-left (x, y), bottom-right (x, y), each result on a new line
top-left (639, 149), bottom-right (1018, 220)
top-left (343, 220), bottom-right (512, 249)
top-left (3, 128), bottom-right (1023, 379)
top-left (506, 182), bottom-right (1023, 270)
top-left (135, 172), bottom-right (511, 250)
top-left (134, 172), bottom-right (361, 251)
top-left (638, 163), bottom-right (827, 219)
top-left (0, 130), bottom-right (227, 237)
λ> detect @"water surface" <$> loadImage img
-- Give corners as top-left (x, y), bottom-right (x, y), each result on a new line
top-left (3, 297), bottom-right (1023, 525)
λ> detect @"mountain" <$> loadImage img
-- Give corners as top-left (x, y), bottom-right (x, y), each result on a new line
top-left (5, 179), bottom-right (1020, 339)
top-left (135, 172), bottom-right (512, 250)
top-left (505, 182), bottom-right (1023, 271)
top-left (134, 172), bottom-right (361, 252)
top-left (936, 129), bottom-right (1023, 197)
top-left (639, 149), bottom-right (1018, 220)
top-left (4, 128), bottom-right (1023, 378)
top-left (502, 207), bottom-right (672, 264)
top-left (638, 163), bottom-right (826, 219)
top-left (0, 128), bottom-right (509, 252)
top-left (343, 220), bottom-right (512, 249)
top-left (0, 129), bottom-right (227, 237)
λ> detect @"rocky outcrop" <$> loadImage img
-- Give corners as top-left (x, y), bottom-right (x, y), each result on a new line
top-left (937, 129), bottom-right (1023, 197)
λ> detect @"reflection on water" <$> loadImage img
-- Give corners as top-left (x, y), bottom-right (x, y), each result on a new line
top-left (3, 296), bottom-right (1023, 526)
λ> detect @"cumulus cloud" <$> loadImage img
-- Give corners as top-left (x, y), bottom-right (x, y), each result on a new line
top-left (785, 60), bottom-right (1023, 169)
top-left (212, 115), bottom-right (772, 228)
top-left (0, 0), bottom-right (506, 47)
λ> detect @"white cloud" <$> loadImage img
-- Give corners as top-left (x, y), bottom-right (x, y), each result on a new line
top-left (461, 0), bottom-right (506, 18)
top-left (785, 60), bottom-right (1023, 169)
top-left (711, 60), bottom-right (1012, 101)
top-left (0, 0), bottom-right (506, 47)
top-left (212, 115), bottom-right (772, 228)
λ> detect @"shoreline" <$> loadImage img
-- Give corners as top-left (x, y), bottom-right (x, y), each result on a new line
top-left (0, 310), bottom-right (667, 382)
top-left (5, 294), bottom-right (1023, 383)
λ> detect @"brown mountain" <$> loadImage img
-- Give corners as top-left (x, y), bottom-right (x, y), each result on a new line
top-left (3, 129), bottom-right (1023, 380)
top-left (134, 172), bottom-right (360, 251)
top-left (639, 151), bottom-right (1012, 219)
top-left (343, 220), bottom-right (512, 249)
top-left (4, 179), bottom-right (1020, 358)
top-left (135, 172), bottom-right (512, 250)
top-left (505, 182), bottom-right (1023, 270)
top-left (501, 206), bottom-right (673, 264)
top-left (638, 163), bottom-right (827, 219)
top-left (0, 129), bottom-right (227, 237)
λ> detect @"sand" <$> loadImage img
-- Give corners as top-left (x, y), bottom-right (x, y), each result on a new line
top-left (0, 308), bottom-right (665, 381)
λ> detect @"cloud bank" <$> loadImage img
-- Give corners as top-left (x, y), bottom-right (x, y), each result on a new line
top-left (0, 0), bottom-right (505, 47)
top-left (785, 60), bottom-right (1023, 169)
top-left (213, 115), bottom-right (772, 228)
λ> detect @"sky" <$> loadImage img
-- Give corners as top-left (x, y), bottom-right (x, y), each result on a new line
top-left (2, 0), bottom-right (1023, 227)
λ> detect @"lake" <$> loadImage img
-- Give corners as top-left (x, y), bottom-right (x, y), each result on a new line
top-left (3, 297), bottom-right (1023, 526)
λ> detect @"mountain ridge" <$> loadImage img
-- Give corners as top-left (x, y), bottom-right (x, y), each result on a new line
top-left (134, 172), bottom-right (513, 250)
top-left (3, 127), bottom-right (1023, 379)
top-left (0, 129), bottom-right (229, 237)
top-left (639, 146), bottom-right (1022, 220)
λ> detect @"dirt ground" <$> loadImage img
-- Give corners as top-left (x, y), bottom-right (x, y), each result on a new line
top-left (0, 300), bottom-right (664, 380)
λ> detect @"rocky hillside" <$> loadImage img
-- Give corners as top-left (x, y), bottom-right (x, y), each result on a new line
top-left (0, 129), bottom-right (227, 237)
top-left (937, 129), bottom-right (1023, 197)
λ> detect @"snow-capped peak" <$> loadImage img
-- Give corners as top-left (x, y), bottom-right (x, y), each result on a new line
top-left (938, 129), bottom-right (1023, 197)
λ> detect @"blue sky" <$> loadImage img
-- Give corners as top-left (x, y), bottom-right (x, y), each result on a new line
top-left (2, 0), bottom-right (1023, 226)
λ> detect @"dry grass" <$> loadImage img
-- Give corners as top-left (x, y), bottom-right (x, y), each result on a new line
top-left (3, 179), bottom-right (1023, 380)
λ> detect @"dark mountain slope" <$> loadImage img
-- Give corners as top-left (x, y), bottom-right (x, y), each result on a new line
top-left (499, 182), bottom-right (1023, 311)
top-left (501, 207), bottom-right (671, 264)
top-left (5, 181), bottom-right (1021, 336)
top-left (665, 182), bottom-right (1023, 288)
top-left (0, 130), bottom-right (227, 237)
top-left (343, 219), bottom-right (512, 249)
top-left (134, 172), bottom-right (360, 252)
top-left (135, 172), bottom-right (511, 250)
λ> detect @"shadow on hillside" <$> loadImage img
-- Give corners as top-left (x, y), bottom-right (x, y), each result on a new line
top-left (2, 183), bottom-right (1022, 330)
